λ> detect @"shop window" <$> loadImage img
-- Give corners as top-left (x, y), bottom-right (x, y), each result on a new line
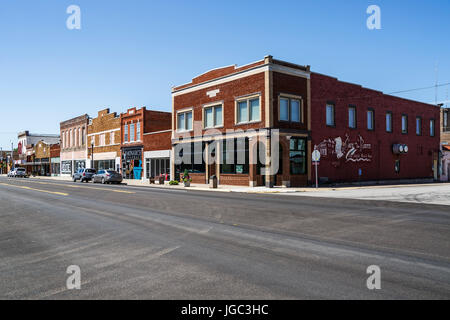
top-left (289, 138), bottom-right (306, 175)
top-left (220, 138), bottom-right (249, 174)
top-left (175, 142), bottom-right (206, 176)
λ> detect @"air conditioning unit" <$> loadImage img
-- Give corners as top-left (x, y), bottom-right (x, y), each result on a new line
top-left (393, 144), bottom-right (408, 154)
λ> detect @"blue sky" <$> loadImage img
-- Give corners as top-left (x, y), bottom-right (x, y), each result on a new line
top-left (0, 0), bottom-right (449, 149)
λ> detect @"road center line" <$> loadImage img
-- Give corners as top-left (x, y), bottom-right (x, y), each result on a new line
top-left (6, 180), bottom-right (135, 194)
top-left (0, 183), bottom-right (69, 196)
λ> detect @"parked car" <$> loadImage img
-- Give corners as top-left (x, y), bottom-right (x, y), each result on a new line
top-left (73, 168), bottom-right (96, 182)
top-left (92, 170), bottom-right (123, 184)
top-left (8, 167), bottom-right (27, 178)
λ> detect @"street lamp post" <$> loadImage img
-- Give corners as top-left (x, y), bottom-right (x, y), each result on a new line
top-left (91, 142), bottom-right (94, 170)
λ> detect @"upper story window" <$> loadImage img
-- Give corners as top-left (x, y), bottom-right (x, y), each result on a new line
top-left (326, 104), bottom-right (335, 126)
top-left (124, 124), bottom-right (128, 142)
top-left (204, 104), bottom-right (223, 128)
top-left (236, 96), bottom-right (260, 124)
top-left (386, 112), bottom-right (392, 133)
top-left (416, 117), bottom-right (422, 136)
top-left (402, 115), bottom-right (408, 134)
top-left (348, 106), bottom-right (356, 129)
top-left (81, 127), bottom-right (85, 145)
top-left (136, 121), bottom-right (141, 140)
top-left (130, 123), bottom-right (135, 141)
top-left (444, 110), bottom-right (449, 132)
top-left (367, 109), bottom-right (374, 130)
top-left (430, 119), bottom-right (435, 137)
top-left (279, 97), bottom-right (302, 123)
top-left (177, 110), bottom-right (193, 132)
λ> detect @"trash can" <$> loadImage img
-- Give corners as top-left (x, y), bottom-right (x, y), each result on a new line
top-left (210, 175), bottom-right (218, 189)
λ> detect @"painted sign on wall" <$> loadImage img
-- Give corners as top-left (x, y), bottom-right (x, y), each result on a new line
top-left (317, 134), bottom-right (372, 163)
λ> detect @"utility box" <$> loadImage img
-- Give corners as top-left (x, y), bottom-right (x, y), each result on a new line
top-left (210, 175), bottom-right (218, 189)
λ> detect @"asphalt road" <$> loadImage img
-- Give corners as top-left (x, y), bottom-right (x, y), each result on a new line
top-left (0, 176), bottom-right (449, 299)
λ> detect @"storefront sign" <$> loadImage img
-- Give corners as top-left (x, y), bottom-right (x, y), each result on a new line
top-left (61, 161), bottom-right (72, 174)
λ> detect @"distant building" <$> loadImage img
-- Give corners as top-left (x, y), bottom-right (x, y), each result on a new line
top-left (87, 109), bottom-right (121, 172)
top-left (440, 107), bottom-right (450, 181)
top-left (60, 114), bottom-right (89, 176)
top-left (17, 131), bottom-right (60, 165)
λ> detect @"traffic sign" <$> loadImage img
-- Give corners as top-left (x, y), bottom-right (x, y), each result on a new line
top-left (312, 150), bottom-right (321, 162)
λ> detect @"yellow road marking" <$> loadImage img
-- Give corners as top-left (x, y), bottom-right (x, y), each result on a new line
top-left (6, 180), bottom-right (135, 194)
top-left (0, 183), bottom-right (69, 196)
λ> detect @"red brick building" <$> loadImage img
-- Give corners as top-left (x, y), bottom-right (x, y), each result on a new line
top-left (311, 72), bottom-right (440, 184)
top-left (172, 55), bottom-right (440, 187)
top-left (120, 107), bottom-right (171, 180)
top-left (172, 56), bottom-right (311, 186)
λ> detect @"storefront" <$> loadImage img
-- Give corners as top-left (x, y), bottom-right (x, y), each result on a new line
top-left (122, 147), bottom-right (143, 179)
top-left (93, 159), bottom-right (116, 171)
top-left (51, 157), bottom-right (60, 176)
top-left (144, 150), bottom-right (171, 179)
top-left (61, 160), bottom-right (72, 175)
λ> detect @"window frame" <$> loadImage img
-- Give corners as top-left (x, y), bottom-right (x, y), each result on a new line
top-left (124, 124), bottom-right (129, 142)
top-left (416, 116), bottom-right (422, 136)
top-left (235, 94), bottom-right (261, 125)
top-left (430, 119), bottom-right (435, 137)
top-left (401, 114), bottom-right (408, 134)
top-left (289, 137), bottom-right (307, 175)
top-left (367, 108), bottom-right (375, 131)
top-left (176, 108), bottom-right (194, 132)
top-left (202, 102), bottom-right (223, 129)
top-left (130, 123), bottom-right (135, 142)
top-left (348, 105), bottom-right (357, 129)
top-left (386, 111), bottom-right (393, 133)
top-left (325, 102), bottom-right (335, 127)
top-left (278, 94), bottom-right (303, 124)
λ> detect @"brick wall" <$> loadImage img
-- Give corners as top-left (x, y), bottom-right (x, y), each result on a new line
top-left (87, 108), bottom-right (121, 157)
top-left (311, 72), bottom-right (440, 183)
top-left (144, 131), bottom-right (171, 152)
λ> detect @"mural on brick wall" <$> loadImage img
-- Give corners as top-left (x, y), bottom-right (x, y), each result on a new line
top-left (317, 134), bottom-right (372, 164)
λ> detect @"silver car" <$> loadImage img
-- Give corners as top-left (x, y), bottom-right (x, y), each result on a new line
top-left (8, 167), bottom-right (27, 178)
top-left (92, 170), bottom-right (123, 184)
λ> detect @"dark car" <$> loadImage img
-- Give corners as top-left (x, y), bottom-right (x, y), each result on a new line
top-left (92, 170), bottom-right (123, 184)
top-left (73, 168), bottom-right (96, 182)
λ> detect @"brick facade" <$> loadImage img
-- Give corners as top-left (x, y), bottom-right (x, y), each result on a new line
top-left (310, 72), bottom-right (440, 183)
top-left (121, 107), bottom-right (172, 180)
top-left (87, 109), bottom-right (121, 172)
top-left (60, 114), bottom-right (89, 175)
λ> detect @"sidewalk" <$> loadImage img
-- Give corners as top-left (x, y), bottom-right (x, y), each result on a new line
top-left (6, 174), bottom-right (446, 195)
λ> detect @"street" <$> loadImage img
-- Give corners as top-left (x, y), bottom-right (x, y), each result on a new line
top-left (0, 176), bottom-right (449, 299)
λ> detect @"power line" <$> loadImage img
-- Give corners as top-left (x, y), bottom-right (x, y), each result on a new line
top-left (388, 82), bottom-right (450, 95)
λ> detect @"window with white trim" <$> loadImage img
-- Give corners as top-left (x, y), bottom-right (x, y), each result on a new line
top-left (136, 121), bottom-right (141, 140)
top-left (130, 123), bottom-right (135, 142)
top-left (236, 97), bottom-right (260, 124)
top-left (279, 97), bottom-right (302, 123)
top-left (204, 105), bottom-right (222, 128)
top-left (177, 110), bottom-right (193, 131)
top-left (124, 124), bottom-right (128, 142)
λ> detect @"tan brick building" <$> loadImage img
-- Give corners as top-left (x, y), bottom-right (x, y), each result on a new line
top-left (87, 109), bottom-right (121, 172)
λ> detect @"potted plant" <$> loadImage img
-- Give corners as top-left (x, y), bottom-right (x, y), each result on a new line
top-left (181, 169), bottom-right (192, 187)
